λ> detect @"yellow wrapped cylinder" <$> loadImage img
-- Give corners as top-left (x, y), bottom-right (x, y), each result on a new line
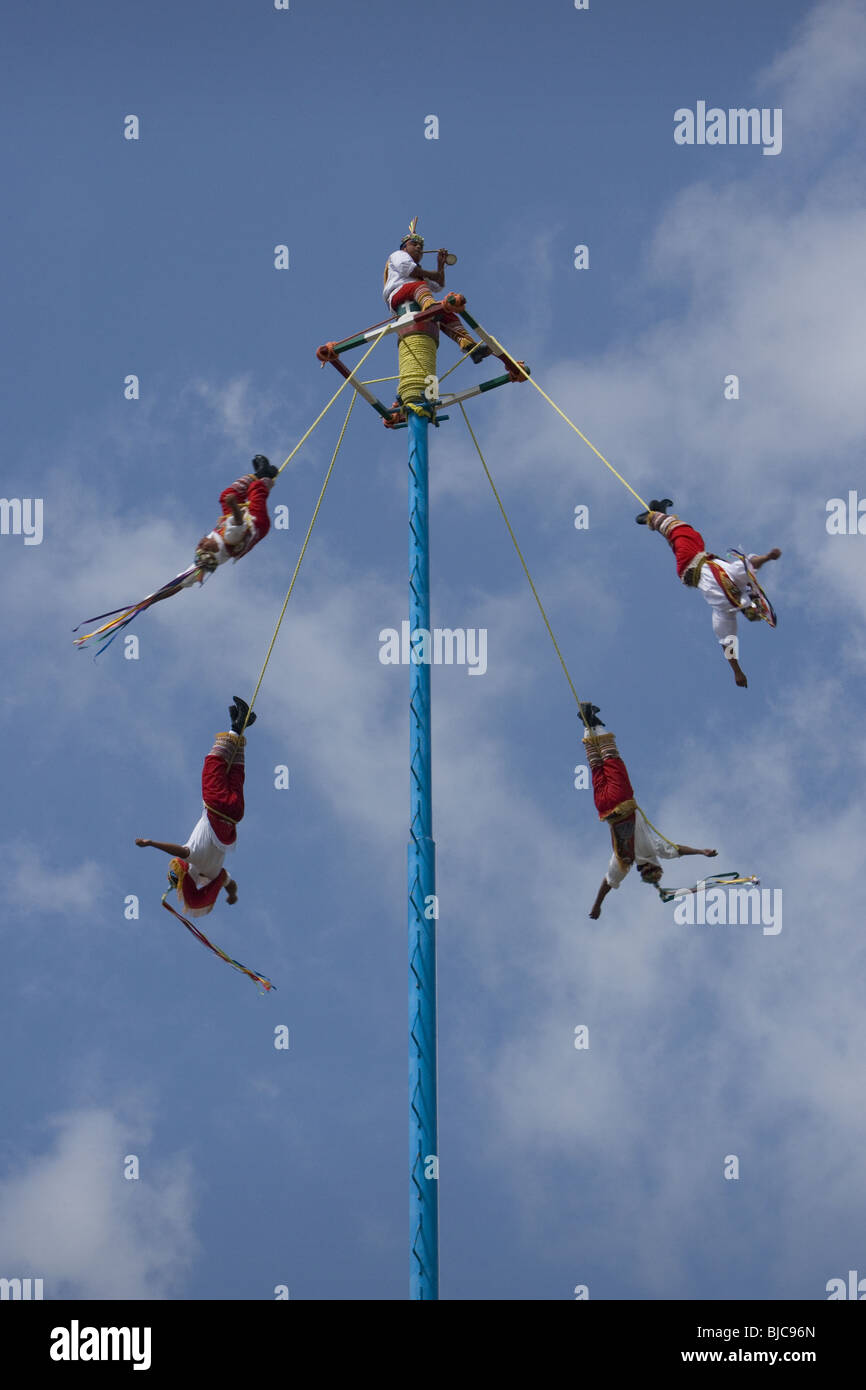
top-left (398, 331), bottom-right (438, 408)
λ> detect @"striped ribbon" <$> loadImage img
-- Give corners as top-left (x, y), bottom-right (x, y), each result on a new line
top-left (160, 893), bottom-right (275, 993)
top-left (73, 564), bottom-right (206, 657)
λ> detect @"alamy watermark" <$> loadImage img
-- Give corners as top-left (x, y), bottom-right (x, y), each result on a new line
top-left (50, 1321), bottom-right (151, 1371)
top-left (672, 883), bottom-right (782, 935)
top-left (379, 622), bottom-right (487, 675)
top-left (826, 493), bottom-right (866, 535)
top-left (826, 1270), bottom-right (866, 1299)
top-left (1, 1277), bottom-right (43, 1299)
top-left (0, 497), bottom-right (43, 545)
top-left (674, 102), bottom-right (782, 156)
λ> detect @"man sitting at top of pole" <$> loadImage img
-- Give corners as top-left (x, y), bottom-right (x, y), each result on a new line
top-left (383, 217), bottom-right (491, 363)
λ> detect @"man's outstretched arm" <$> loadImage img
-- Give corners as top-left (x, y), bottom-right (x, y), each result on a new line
top-left (136, 838), bottom-right (190, 858)
top-left (675, 845), bottom-right (718, 858)
top-left (589, 878), bottom-right (612, 919)
top-left (751, 547), bottom-right (781, 571)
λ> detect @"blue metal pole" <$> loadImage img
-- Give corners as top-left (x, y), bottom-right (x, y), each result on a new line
top-left (407, 408), bottom-right (439, 1301)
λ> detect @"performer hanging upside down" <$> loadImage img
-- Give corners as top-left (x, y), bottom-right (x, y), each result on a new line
top-left (579, 704), bottom-right (718, 919)
top-left (636, 498), bottom-right (781, 688)
top-left (73, 456), bottom-right (280, 655)
top-left (135, 697), bottom-right (255, 917)
top-left (193, 456), bottom-right (279, 575)
top-left (383, 219), bottom-right (491, 363)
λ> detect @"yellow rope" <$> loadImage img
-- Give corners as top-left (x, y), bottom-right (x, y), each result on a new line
top-left (460, 404), bottom-right (688, 845)
top-left (436, 343), bottom-right (475, 385)
top-left (634, 805), bottom-right (680, 850)
top-left (276, 328), bottom-right (387, 476)
top-left (228, 393), bottom-right (358, 761)
top-left (360, 331), bottom-right (474, 391)
top-left (472, 319), bottom-right (650, 511)
top-left (459, 403), bottom-right (593, 734)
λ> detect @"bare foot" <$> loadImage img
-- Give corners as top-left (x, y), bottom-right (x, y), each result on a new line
top-left (731, 660), bottom-right (748, 688)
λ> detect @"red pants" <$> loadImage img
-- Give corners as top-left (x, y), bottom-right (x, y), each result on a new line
top-left (202, 745), bottom-right (245, 846)
top-left (391, 281), bottom-right (465, 338)
top-left (665, 522), bottom-right (705, 578)
top-left (591, 756), bottom-right (635, 821)
top-left (219, 475), bottom-right (271, 551)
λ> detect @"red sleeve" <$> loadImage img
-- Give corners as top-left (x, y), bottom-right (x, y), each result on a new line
top-left (219, 474), bottom-right (255, 515)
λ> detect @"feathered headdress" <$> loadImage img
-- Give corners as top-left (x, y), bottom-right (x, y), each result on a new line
top-left (400, 215), bottom-right (424, 249)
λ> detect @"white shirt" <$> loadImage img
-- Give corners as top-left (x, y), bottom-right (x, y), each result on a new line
top-left (203, 513), bottom-right (254, 567)
top-left (698, 554), bottom-right (756, 645)
top-left (383, 250), bottom-right (432, 307)
top-left (697, 553), bottom-right (752, 608)
top-left (185, 811), bottom-right (232, 887)
top-left (606, 809), bottom-right (681, 888)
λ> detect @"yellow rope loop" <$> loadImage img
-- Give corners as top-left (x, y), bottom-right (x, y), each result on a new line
top-left (634, 805), bottom-right (681, 850)
top-left (458, 403), bottom-right (592, 734)
top-left (398, 331), bottom-right (437, 406)
top-left (471, 320), bottom-right (650, 511)
top-left (276, 327), bottom-right (388, 477)
top-left (226, 393), bottom-right (358, 765)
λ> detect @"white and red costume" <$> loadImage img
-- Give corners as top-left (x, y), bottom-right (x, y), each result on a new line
top-left (170, 730), bottom-right (245, 918)
top-left (201, 473), bottom-right (271, 569)
top-left (584, 728), bottom-right (682, 888)
top-left (646, 511), bottom-right (756, 648)
top-left (382, 248), bottom-right (469, 348)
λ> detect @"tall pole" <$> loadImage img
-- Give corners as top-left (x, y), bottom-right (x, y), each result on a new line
top-left (407, 408), bottom-right (439, 1300)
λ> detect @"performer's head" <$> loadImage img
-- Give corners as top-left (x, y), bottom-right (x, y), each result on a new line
top-left (195, 532), bottom-right (225, 571)
top-left (401, 219), bottom-right (424, 263)
top-left (637, 862), bottom-right (664, 886)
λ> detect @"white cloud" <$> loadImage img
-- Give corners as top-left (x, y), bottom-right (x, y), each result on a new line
top-left (0, 1108), bottom-right (197, 1299)
top-left (0, 842), bottom-right (103, 918)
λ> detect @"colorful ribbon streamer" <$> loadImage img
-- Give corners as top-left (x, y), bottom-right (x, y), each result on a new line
top-left (160, 893), bottom-right (275, 993)
top-left (73, 564), bottom-right (206, 657)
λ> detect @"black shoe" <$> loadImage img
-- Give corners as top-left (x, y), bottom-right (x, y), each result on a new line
top-left (636, 497), bottom-right (673, 525)
top-left (469, 344), bottom-right (492, 364)
top-left (252, 455), bottom-right (279, 479)
top-left (579, 702), bottom-right (605, 729)
top-left (229, 696), bottom-right (256, 734)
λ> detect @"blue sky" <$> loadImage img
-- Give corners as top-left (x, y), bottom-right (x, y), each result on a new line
top-left (2, 0), bottom-right (866, 1301)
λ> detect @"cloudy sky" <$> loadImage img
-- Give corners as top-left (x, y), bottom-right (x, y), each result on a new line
top-left (2, 0), bottom-right (865, 1301)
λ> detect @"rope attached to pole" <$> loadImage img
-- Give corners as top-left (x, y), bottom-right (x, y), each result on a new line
top-left (277, 327), bottom-right (388, 476)
top-left (460, 403), bottom-right (693, 852)
top-left (469, 318), bottom-right (650, 511)
top-left (459, 403), bottom-right (592, 725)
top-left (228, 392), bottom-right (358, 761)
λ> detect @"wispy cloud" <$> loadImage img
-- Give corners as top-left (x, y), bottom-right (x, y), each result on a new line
top-left (0, 1108), bottom-right (198, 1299)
